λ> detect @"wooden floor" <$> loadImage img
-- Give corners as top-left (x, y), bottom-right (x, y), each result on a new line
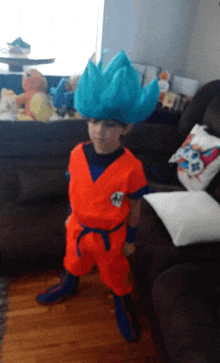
top-left (2, 267), bottom-right (163, 363)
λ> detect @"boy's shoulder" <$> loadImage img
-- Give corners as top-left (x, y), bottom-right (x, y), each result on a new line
top-left (123, 146), bottom-right (142, 165)
top-left (70, 141), bottom-right (87, 154)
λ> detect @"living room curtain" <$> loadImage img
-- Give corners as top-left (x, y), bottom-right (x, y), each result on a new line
top-left (0, 0), bottom-right (104, 76)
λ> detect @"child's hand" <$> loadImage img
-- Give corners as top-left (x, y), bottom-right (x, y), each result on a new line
top-left (64, 216), bottom-right (70, 227)
top-left (122, 242), bottom-right (136, 256)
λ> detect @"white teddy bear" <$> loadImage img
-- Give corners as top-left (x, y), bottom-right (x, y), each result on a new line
top-left (0, 88), bottom-right (18, 121)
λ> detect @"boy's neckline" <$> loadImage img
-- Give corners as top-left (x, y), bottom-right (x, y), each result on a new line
top-left (85, 142), bottom-right (124, 156)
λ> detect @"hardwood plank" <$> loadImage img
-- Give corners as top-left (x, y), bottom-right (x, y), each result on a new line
top-left (2, 269), bottom-right (163, 363)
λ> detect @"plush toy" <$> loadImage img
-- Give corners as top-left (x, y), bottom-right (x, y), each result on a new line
top-left (66, 74), bottom-right (81, 92)
top-left (50, 74), bottom-right (82, 119)
top-left (158, 71), bottom-right (170, 103)
top-left (29, 92), bottom-right (56, 122)
top-left (66, 74), bottom-right (82, 119)
top-left (0, 88), bottom-right (18, 120)
top-left (49, 53), bottom-right (96, 119)
top-left (16, 68), bottom-right (55, 121)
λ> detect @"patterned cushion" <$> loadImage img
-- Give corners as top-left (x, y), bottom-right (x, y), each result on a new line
top-left (169, 124), bottom-right (220, 190)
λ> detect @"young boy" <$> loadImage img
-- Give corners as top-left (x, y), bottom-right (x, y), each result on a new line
top-left (36, 50), bottom-right (160, 342)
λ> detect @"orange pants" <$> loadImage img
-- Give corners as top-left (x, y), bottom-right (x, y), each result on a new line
top-left (63, 214), bottom-right (132, 296)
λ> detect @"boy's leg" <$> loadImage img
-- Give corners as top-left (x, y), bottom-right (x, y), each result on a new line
top-left (97, 248), bottom-right (140, 342)
top-left (36, 269), bottom-right (80, 304)
top-left (37, 217), bottom-right (95, 305)
top-left (113, 293), bottom-right (140, 342)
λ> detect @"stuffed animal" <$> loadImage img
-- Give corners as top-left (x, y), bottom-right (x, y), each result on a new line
top-left (16, 68), bottom-right (55, 121)
top-left (66, 74), bottom-right (81, 92)
top-left (0, 88), bottom-right (18, 120)
top-left (66, 74), bottom-right (83, 118)
top-left (50, 73), bottom-right (82, 119)
top-left (158, 71), bottom-right (170, 103)
top-left (29, 92), bottom-right (56, 122)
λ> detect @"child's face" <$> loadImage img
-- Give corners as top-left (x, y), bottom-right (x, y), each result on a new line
top-left (88, 118), bottom-right (131, 154)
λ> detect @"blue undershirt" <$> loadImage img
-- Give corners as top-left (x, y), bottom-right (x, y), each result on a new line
top-left (83, 143), bottom-right (125, 182)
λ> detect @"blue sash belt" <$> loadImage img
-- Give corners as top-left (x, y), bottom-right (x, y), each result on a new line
top-left (77, 221), bottom-right (125, 258)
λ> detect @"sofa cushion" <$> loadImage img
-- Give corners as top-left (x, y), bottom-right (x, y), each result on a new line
top-left (169, 124), bottom-right (220, 190)
top-left (17, 157), bottom-right (69, 201)
top-left (207, 171), bottom-right (220, 204)
top-left (203, 93), bottom-right (220, 138)
top-left (122, 123), bottom-right (182, 154)
top-left (144, 191), bottom-right (220, 247)
top-left (0, 169), bottom-right (20, 205)
top-left (0, 119), bottom-right (89, 158)
top-left (0, 119), bottom-right (89, 202)
top-left (178, 80), bottom-right (220, 139)
top-left (0, 198), bottom-right (67, 261)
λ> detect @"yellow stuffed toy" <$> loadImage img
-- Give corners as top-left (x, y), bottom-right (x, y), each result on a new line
top-left (16, 68), bottom-right (55, 121)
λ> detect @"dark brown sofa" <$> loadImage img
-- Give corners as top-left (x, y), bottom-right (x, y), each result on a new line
top-left (130, 80), bottom-right (220, 363)
top-left (0, 112), bottom-right (182, 273)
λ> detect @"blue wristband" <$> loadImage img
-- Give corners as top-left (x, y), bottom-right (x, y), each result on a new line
top-left (126, 226), bottom-right (138, 243)
top-left (68, 204), bottom-right (72, 215)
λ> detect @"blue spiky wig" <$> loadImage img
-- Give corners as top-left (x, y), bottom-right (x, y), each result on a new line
top-left (74, 50), bottom-right (160, 124)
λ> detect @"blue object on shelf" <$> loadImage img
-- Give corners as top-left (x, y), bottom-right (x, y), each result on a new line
top-left (65, 91), bottom-right (74, 109)
top-left (50, 77), bottom-right (67, 108)
top-left (7, 37), bottom-right (30, 50)
top-left (50, 78), bottom-right (74, 109)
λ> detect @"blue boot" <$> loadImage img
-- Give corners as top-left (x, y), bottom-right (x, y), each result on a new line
top-left (36, 269), bottom-right (79, 304)
top-left (113, 293), bottom-right (140, 342)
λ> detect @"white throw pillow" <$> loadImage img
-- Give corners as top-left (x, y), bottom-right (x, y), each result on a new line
top-left (169, 124), bottom-right (220, 190)
top-left (144, 191), bottom-right (220, 247)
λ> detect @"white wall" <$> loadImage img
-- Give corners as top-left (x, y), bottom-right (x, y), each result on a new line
top-left (101, 0), bottom-right (199, 76)
top-left (185, 0), bottom-right (220, 84)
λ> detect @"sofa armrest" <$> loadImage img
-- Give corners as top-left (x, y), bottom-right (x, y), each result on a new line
top-left (152, 262), bottom-right (220, 363)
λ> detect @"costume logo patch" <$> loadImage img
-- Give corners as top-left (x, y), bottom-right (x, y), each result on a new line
top-left (111, 192), bottom-right (124, 207)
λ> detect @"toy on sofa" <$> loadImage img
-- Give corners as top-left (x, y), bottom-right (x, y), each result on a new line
top-left (16, 68), bottom-right (55, 121)
top-left (0, 88), bottom-right (18, 120)
top-left (50, 74), bottom-right (82, 119)
top-left (158, 71), bottom-right (170, 103)
top-left (49, 52), bottom-right (96, 119)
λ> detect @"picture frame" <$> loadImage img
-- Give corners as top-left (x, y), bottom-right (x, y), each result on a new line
top-left (162, 92), bottom-right (177, 110)
top-left (132, 62), bottom-right (146, 86)
top-left (172, 76), bottom-right (200, 98)
top-left (143, 64), bottom-right (161, 86)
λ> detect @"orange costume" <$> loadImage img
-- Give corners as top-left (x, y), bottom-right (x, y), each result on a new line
top-left (36, 50), bottom-right (159, 342)
top-left (64, 142), bottom-right (148, 296)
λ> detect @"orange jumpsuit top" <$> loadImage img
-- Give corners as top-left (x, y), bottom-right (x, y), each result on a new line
top-left (68, 142), bottom-right (148, 230)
